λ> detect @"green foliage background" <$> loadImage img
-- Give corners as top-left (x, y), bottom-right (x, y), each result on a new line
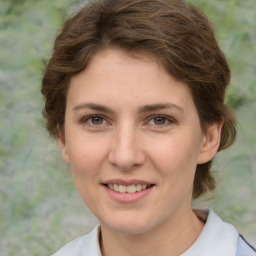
top-left (0, 0), bottom-right (255, 255)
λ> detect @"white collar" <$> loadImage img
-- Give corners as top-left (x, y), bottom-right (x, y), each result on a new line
top-left (181, 209), bottom-right (238, 256)
top-left (53, 209), bottom-right (238, 256)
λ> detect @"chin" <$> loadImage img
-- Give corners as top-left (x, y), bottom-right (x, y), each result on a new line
top-left (109, 224), bottom-right (152, 235)
top-left (100, 214), bottom-right (157, 235)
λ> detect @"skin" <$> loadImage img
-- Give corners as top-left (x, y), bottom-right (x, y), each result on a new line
top-left (60, 48), bottom-right (222, 256)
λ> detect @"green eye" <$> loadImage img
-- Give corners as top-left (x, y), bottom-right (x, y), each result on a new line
top-left (153, 116), bottom-right (166, 125)
top-left (80, 115), bottom-right (109, 128)
top-left (147, 115), bottom-right (175, 126)
top-left (91, 116), bottom-right (104, 125)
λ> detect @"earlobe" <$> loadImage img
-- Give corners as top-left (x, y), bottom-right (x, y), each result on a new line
top-left (59, 137), bottom-right (70, 163)
top-left (197, 122), bottom-right (223, 164)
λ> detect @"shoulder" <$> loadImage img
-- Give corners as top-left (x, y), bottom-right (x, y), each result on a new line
top-left (235, 235), bottom-right (256, 256)
top-left (50, 225), bottom-right (102, 256)
top-left (51, 235), bottom-right (87, 256)
top-left (182, 208), bottom-right (239, 256)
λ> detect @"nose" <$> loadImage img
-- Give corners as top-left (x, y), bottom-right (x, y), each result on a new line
top-left (108, 126), bottom-right (146, 171)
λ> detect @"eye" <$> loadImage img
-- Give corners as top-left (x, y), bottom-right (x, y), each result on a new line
top-left (90, 116), bottom-right (104, 125)
top-left (147, 115), bottom-right (175, 126)
top-left (81, 115), bottom-right (106, 125)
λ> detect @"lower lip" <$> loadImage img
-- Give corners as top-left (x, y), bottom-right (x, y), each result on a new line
top-left (103, 185), bottom-right (154, 203)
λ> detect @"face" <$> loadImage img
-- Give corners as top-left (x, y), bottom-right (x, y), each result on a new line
top-left (60, 48), bottom-right (221, 235)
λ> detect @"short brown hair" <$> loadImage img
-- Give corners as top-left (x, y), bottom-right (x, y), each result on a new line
top-left (41, 0), bottom-right (236, 198)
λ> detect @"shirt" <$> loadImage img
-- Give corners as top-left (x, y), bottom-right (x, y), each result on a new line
top-left (51, 209), bottom-right (255, 256)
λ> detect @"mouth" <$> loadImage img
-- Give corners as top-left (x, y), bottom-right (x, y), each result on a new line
top-left (102, 180), bottom-right (155, 203)
top-left (103, 183), bottom-right (154, 193)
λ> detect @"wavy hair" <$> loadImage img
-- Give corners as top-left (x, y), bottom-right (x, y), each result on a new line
top-left (42, 0), bottom-right (236, 198)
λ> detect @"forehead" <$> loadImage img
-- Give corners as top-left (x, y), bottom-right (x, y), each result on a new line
top-left (68, 48), bottom-right (195, 113)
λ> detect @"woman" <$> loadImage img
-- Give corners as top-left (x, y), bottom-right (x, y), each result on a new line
top-left (41, 0), bottom-right (256, 255)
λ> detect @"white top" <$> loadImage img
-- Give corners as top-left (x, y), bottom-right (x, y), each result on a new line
top-left (51, 209), bottom-right (239, 256)
top-left (181, 209), bottom-right (238, 256)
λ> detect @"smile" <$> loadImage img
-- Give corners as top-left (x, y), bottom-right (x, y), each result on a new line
top-left (107, 184), bottom-right (150, 193)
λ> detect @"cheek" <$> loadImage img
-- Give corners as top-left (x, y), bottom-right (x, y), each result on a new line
top-left (67, 141), bottom-right (103, 205)
top-left (155, 142), bottom-right (197, 206)
top-left (151, 138), bottom-right (198, 169)
top-left (69, 146), bottom-right (102, 174)
top-left (149, 136), bottom-right (199, 191)
top-left (66, 133), bottom-right (107, 166)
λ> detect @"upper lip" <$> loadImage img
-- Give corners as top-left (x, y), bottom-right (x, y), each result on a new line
top-left (102, 179), bottom-right (154, 186)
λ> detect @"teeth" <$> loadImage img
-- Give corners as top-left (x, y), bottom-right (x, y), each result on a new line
top-left (107, 184), bottom-right (150, 193)
top-left (141, 184), bottom-right (147, 190)
top-left (127, 184), bottom-right (136, 193)
top-left (136, 184), bottom-right (142, 192)
top-left (113, 184), bottom-right (119, 192)
top-left (119, 185), bottom-right (127, 193)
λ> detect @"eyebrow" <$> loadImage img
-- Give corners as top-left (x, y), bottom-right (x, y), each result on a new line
top-left (138, 103), bottom-right (184, 113)
top-left (73, 103), bottom-right (115, 114)
top-left (72, 102), bottom-right (184, 114)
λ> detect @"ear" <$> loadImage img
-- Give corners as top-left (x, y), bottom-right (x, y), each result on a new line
top-left (197, 122), bottom-right (223, 164)
top-left (59, 136), bottom-right (70, 163)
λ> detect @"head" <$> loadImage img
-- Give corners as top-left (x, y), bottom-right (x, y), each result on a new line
top-left (42, 0), bottom-right (236, 199)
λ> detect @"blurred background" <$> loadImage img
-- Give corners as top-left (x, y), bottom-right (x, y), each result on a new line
top-left (0, 0), bottom-right (255, 255)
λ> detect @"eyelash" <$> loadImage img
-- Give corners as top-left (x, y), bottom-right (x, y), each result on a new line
top-left (80, 114), bottom-right (176, 127)
top-left (80, 115), bottom-right (108, 126)
top-left (146, 115), bottom-right (176, 126)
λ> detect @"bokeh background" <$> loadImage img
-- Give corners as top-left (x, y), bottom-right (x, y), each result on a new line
top-left (0, 0), bottom-right (255, 255)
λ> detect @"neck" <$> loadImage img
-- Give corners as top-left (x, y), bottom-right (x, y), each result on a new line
top-left (100, 208), bottom-right (205, 256)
